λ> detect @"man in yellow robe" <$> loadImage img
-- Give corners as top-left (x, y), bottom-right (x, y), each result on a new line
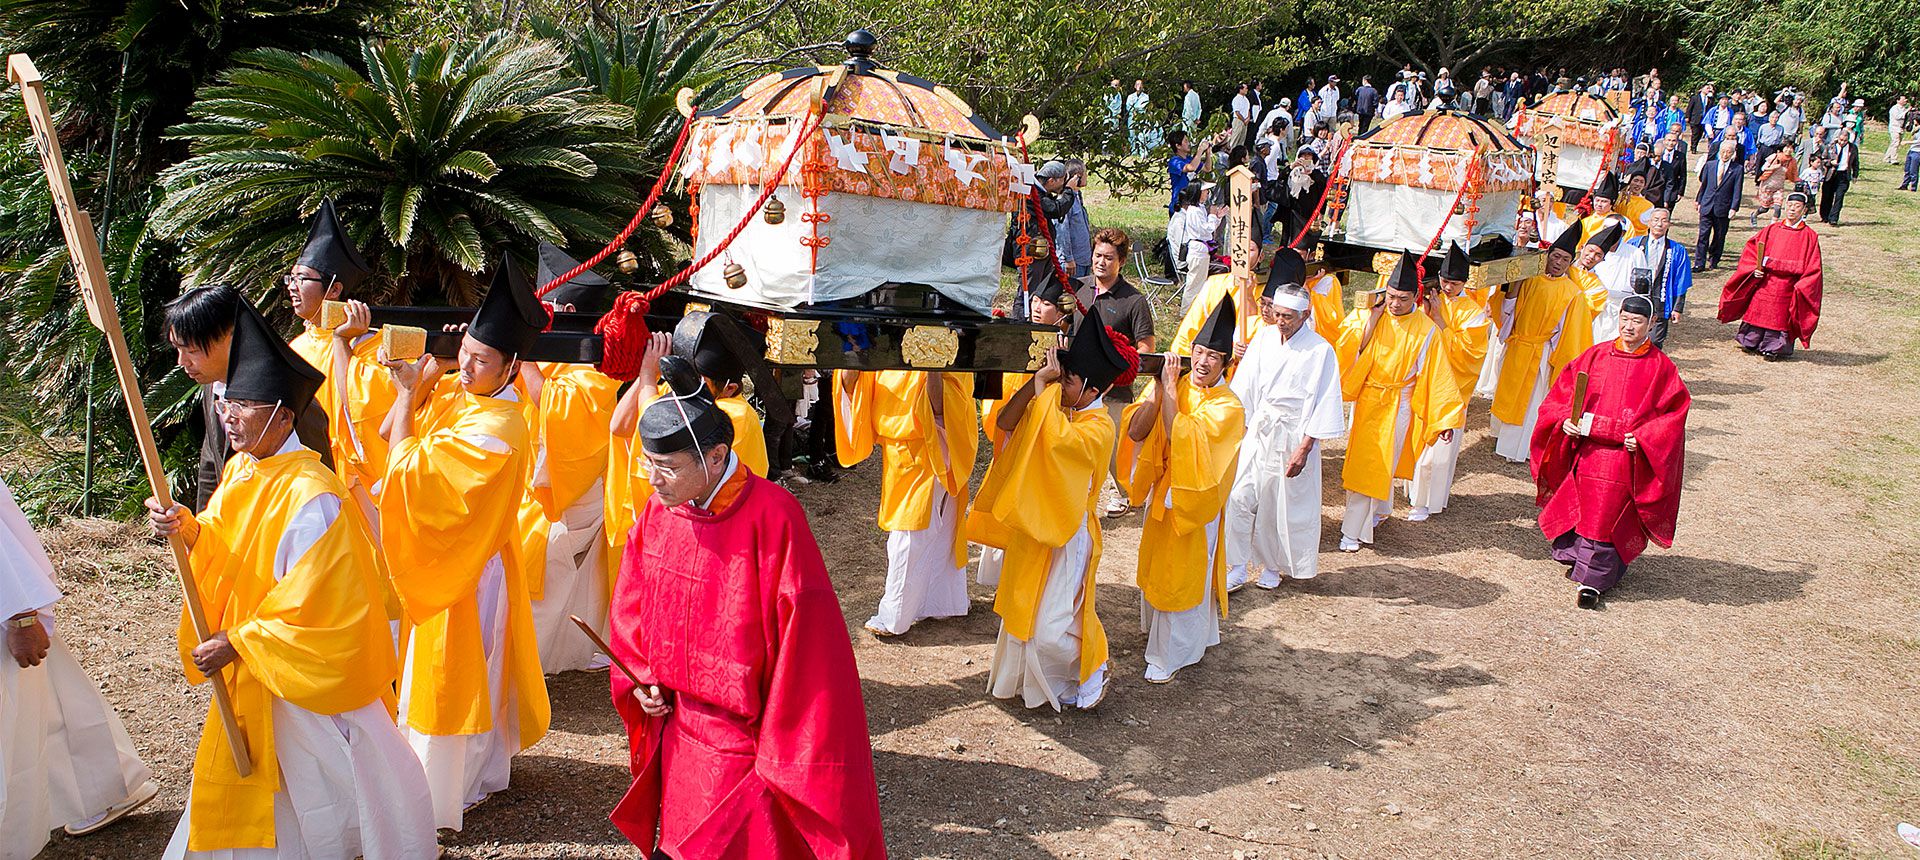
top-left (378, 256), bottom-right (550, 831)
top-left (970, 324), bottom-right (1136, 710)
top-left (1617, 170), bottom-right (1655, 234)
top-left (147, 301), bottom-right (435, 859)
top-left (1405, 243), bottom-right (1491, 520)
top-left (1489, 225), bottom-right (1598, 463)
top-left (836, 367), bottom-right (979, 636)
top-left (1336, 253), bottom-right (1465, 552)
top-left (1119, 294), bottom-right (1244, 683)
top-left (1577, 174), bottom-right (1642, 244)
top-left (281, 199), bottom-right (393, 506)
top-left (517, 244), bottom-right (622, 674)
top-left (976, 270), bottom-right (1075, 589)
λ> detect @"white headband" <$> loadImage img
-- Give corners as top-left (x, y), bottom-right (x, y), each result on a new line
top-left (1271, 292), bottom-right (1312, 312)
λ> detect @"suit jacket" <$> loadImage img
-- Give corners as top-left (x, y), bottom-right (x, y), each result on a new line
top-left (1646, 152), bottom-right (1687, 205)
top-left (1828, 143), bottom-right (1859, 178)
top-left (194, 384), bottom-right (335, 510)
top-left (1696, 158), bottom-right (1743, 217)
top-left (1688, 93), bottom-right (1710, 124)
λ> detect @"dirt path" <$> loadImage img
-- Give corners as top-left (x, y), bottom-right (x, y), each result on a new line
top-left (30, 182), bottom-right (1920, 859)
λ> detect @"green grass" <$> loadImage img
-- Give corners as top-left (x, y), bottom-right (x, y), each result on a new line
top-left (1818, 727), bottom-right (1920, 809)
top-left (1769, 830), bottom-right (1899, 860)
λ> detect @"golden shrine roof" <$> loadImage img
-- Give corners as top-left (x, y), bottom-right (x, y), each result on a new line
top-left (1529, 92), bottom-right (1622, 122)
top-left (1354, 110), bottom-right (1531, 153)
top-left (698, 31), bottom-right (1006, 140)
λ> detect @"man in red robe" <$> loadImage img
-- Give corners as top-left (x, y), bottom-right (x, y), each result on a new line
top-left (1531, 295), bottom-right (1691, 609)
top-left (1717, 187), bottom-right (1824, 360)
top-left (606, 356), bottom-right (886, 859)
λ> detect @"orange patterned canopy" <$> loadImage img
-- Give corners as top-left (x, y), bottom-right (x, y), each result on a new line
top-left (1345, 111), bottom-right (1535, 192)
top-left (1528, 92), bottom-right (1621, 123)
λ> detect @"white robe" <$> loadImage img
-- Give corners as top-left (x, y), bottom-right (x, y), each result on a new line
top-left (1222, 324), bottom-right (1345, 578)
top-left (2, 480), bottom-right (153, 860)
top-left (985, 522), bottom-right (1106, 711)
top-left (401, 552), bottom-right (517, 832)
top-left (163, 445), bottom-right (436, 859)
top-left (1405, 297), bottom-right (1490, 513)
top-left (530, 479), bottom-right (611, 674)
top-left (868, 483), bottom-right (971, 635)
top-left (1488, 303), bottom-right (1566, 464)
top-left (986, 399), bottom-right (1108, 711)
top-left (1587, 253), bottom-right (1640, 342)
top-left (1141, 519), bottom-right (1220, 676)
top-left (1343, 388), bottom-right (1414, 544)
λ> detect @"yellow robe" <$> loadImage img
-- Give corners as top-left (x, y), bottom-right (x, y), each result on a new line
top-left (1438, 288), bottom-right (1493, 400)
top-left (1337, 310), bottom-right (1466, 500)
top-left (1490, 273), bottom-right (1597, 425)
top-left (1170, 272), bottom-right (1264, 355)
top-left (517, 363), bottom-right (619, 600)
top-left (1579, 211), bottom-right (1639, 245)
top-left (289, 326), bottom-right (398, 495)
top-left (378, 389), bottom-right (549, 749)
top-left (1306, 270), bottom-right (1346, 350)
top-left (604, 392), bottom-right (766, 579)
top-left (1618, 195), bottom-right (1654, 234)
top-left (1571, 266), bottom-right (1608, 318)
top-left (835, 370), bottom-right (980, 567)
top-left (177, 449), bottom-right (397, 851)
top-left (967, 386), bottom-right (1115, 683)
top-left (1118, 377), bottom-right (1244, 615)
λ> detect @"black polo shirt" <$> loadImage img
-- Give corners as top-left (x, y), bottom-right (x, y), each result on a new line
top-left (1073, 275), bottom-right (1155, 402)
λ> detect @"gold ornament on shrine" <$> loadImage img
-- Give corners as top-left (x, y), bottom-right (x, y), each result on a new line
top-left (649, 205), bottom-right (674, 228)
top-left (722, 259), bottom-right (748, 289)
top-left (615, 248), bottom-right (640, 274)
top-left (763, 196), bottom-right (786, 225)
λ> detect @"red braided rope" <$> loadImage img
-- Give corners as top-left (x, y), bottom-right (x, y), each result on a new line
top-left (1287, 137), bottom-right (1352, 250)
top-left (644, 109), bottom-right (825, 301)
top-left (1415, 153), bottom-right (1480, 284)
top-left (537, 110), bottom-right (698, 298)
top-left (1014, 137), bottom-right (1079, 314)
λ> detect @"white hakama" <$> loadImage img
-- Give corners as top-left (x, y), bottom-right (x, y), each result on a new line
top-left (164, 466), bottom-right (433, 858)
top-left (2, 630), bottom-right (153, 860)
top-left (1474, 326), bottom-right (1506, 399)
top-left (163, 698), bottom-right (437, 859)
top-left (986, 524), bottom-right (1107, 711)
top-left (401, 552), bottom-right (519, 832)
top-left (868, 484), bottom-right (971, 635)
top-left (1140, 520), bottom-right (1221, 679)
top-left (1342, 387), bottom-right (1413, 545)
top-left (1491, 345), bottom-right (1555, 463)
top-left (1404, 423), bottom-right (1465, 514)
top-left (974, 546), bottom-right (1003, 588)
top-left (1222, 324), bottom-right (1345, 583)
top-left (530, 480), bottom-right (610, 674)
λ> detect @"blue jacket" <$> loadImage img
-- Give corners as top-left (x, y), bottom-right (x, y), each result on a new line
top-left (1054, 189), bottom-right (1092, 272)
top-left (1626, 235), bottom-right (1693, 312)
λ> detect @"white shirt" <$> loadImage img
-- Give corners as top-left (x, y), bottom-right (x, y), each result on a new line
top-left (1231, 94), bottom-right (1252, 123)
top-left (1317, 85), bottom-right (1340, 118)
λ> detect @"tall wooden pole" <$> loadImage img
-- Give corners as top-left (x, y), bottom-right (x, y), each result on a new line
top-left (9, 53), bottom-right (253, 776)
top-left (1226, 164), bottom-right (1258, 343)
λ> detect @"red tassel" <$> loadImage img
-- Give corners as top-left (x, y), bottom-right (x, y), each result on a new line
top-left (595, 291), bottom-right (652, 381)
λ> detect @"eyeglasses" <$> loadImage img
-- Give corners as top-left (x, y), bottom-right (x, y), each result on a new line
top-left (214, 398), bottom-right (279, 416)
top-left (642, 455), bottom-right (698, 482)
top-left (280, 273), bottom-right (330, 288)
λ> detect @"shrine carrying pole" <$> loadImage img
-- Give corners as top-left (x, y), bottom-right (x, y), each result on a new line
top-left (8, 53), bottom-right (253, 776)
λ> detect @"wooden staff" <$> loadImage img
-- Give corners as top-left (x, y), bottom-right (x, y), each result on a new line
top-left (570, 615), bottom-right (644, 687)
top-left (1570, 370), bottom-right (1591, 418)
top-left (8, 53), bottom-right (252, 776)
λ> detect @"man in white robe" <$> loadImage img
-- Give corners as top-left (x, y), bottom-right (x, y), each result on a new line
top-left (1223, 285), bottom-right (1344, 590)
top-left (2, 479), bottom-right (157, 860)
top-left (1582, 221), bottom-right (1637, 341)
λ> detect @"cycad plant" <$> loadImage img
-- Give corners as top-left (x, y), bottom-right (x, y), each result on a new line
top-left (152, 32), bottom-right (649, 305)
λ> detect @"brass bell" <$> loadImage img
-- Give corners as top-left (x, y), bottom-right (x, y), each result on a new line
top-left (763, 197), bottom-right (786, 225)
top-left (649, 205), bottom-right (674, 228)
top-left (723, 260), bottom-right (747, 289)
top-left (615, 249), bottom-right (640, 274)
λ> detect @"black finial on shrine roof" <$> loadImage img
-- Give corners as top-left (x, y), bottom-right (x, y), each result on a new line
top-left (844, 29), bottom-right (878, 71)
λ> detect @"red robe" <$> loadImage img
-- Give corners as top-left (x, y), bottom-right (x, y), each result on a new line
top-left (1530, 340), bottom-right (1691, 565)
top-left (608, 465), bottom-right (887, 860)
top-left (1717, 219), bottom-right (1824, 346)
